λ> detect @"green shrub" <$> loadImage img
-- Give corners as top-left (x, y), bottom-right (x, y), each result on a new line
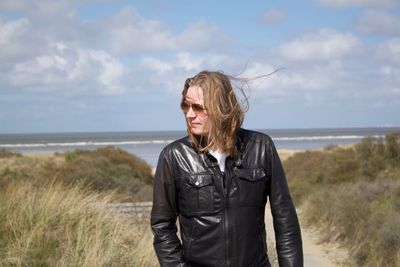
top-left (354, 137), bottom-right (386, 179)
top-left (0, 149), bottom-right (22, 158)
top-left (385, 132), bottom-right (400, 166)
top-left (64, 151), bottom-right (79, 161)
top-left (67, 146), bottom-right (153, 185)
top-left (285, 134), bottom-right (400, 206)
top-left (283, 150), bottom-right (328, 204)
top-left (0, 147), bottom-right (153, 202)
top-left (321, 147), bottom-right (359, 184)
top-left (54, 147), bottom-right (153, 201)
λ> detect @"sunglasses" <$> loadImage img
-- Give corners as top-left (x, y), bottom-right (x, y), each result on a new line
top-left (180, 101), bottom-right (206, 115)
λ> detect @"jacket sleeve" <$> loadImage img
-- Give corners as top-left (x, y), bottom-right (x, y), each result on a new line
top-left (268, 139), bottom-right (303, 267)
top-left (150, 149), bottom-right (187, 267)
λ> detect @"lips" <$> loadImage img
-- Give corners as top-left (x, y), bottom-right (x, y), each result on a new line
top-left (189, 121), bottom-right (201, 126)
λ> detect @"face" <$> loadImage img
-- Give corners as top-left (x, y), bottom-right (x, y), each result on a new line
top-left (182, 85), bottom-right (209, 136)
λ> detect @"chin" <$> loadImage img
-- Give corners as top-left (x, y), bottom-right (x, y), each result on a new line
top-left (190, 128), bottom-right (207, 136)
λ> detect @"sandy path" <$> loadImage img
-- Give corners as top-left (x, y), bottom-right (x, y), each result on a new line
top-left (265, 207), bottom-right (347, 267)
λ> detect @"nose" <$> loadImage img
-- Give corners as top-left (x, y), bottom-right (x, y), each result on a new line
top-left (185, 106), bottom-right (196, 119)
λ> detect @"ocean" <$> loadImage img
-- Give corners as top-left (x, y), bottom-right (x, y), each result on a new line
top-left (1, 127), bottom-right (399, 168)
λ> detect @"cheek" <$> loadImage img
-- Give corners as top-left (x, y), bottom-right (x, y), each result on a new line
top-left (199, 116), bottom-right (209, 128)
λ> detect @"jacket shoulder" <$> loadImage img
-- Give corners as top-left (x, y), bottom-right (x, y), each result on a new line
top-left (160, 135), bottom-right (191, 155)
top-left (238, 128), bottom-right (274, 146)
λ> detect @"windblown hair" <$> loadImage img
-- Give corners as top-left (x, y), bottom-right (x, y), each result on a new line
top-left (181, 70), bottom-right (247, 156)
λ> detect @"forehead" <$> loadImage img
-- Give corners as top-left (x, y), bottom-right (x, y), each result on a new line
top-left (185, 85), bottom-right (204, 103)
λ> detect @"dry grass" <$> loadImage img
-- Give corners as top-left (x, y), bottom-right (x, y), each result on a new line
top-left (284, 133), bottom-right (400, 266)
top-left (0, 147), bottom-right (157, 266)
top-left (0, 180), bottom-right (157, 267)
top-left (302, 178), bottom-right (400, 267)
top-left (276, 149), bottom-right (299, 161)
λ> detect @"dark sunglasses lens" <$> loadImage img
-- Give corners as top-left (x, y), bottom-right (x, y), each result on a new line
top-left (180, 102), bottom-right (189, 111)
top-left (192, 104), bottom-right (204, 113)
top-left (180, 102), bottom-right (205, 114)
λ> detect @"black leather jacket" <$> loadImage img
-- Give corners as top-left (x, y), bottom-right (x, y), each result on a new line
top-left (151, 128), bottom-right (303, 267)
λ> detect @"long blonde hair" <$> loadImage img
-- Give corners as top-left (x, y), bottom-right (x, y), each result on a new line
top-left (181, 71), bottom-right (246, 156)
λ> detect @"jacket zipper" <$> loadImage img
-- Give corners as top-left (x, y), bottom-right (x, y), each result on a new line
top-left (224, 195), bottom-right (230, 266)
top-left (209, 152), bottom-right (231, 266)
top-left (222, 162), bottom-right (231, 267)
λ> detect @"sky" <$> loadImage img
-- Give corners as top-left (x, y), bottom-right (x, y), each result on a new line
top-left (0, 0), bottom-right (399, 133)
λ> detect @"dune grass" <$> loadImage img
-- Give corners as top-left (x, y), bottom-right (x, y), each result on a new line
top-left (284, 132), bottom-right (400, 266)
top-left (0, 180), bottom-right (157, 267)
top-left (0, 146), bottom-right (153, 202)
top-left (4, 131), bottom-right (398, 266)
top-left (0, 146), bottom-right (157, 266)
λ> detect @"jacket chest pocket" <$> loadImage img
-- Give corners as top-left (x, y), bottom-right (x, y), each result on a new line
top-left (181, 174), bottom-right (214, 212)
top-left (235, 168), bottom-right (267, 206)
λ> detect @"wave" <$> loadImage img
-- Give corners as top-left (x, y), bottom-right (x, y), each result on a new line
top-left (0, 140), bottom-right (175, 148)
top-left (0, 135), bottom-right (384, 149)
top-left (273, 135), bottom-right (382, 141)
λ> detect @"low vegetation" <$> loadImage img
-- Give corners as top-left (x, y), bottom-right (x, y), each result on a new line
top-left (0, 146), bottom-right (156, 266)
top-left (2, 131), bottom-right (399, 266)
top-left (0, 148), bottom-right (22, 158)
top-left (1, 146), bottom-right (153, 202)
top-left (284, 132), bottom-right (400, 266)
top-left (0, 181), bottom-right (157, 267)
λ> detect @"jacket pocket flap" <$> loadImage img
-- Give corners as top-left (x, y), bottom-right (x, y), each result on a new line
top-left (187, 174), bottom-right (213, 188)
top-left (236, 168), bottom-right (266, 182)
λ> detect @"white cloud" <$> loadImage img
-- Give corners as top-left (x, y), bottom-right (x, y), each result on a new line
top-left (240, 62), bottom-right (337, 94)
top-left (106, 6), bottom-right (228, 54)
top-left (176, 21), bottom-right (226, 51)
top-left (0, 1), bottom-right (103, 51)
top-left (0, 5), bottom-right (231, 98)
top-left (175, 53), bottom-right (204, 71)
top-left (277, 29), bottom-right (362, 62)
top-left (376, 38), bottom-right (400, 64)
top-left (0, 17), bottom-right (29, 59)
top-left (316, 0), bottom-right (400, 8)
top-left (0, 17), bottom-right (44, 61)
top-left (139, 52), bottom-right (242, 95)
top-left (355, 10), bottom-right (400, 36)
top-left (232, 55), bottom-right (399, 108)
top-left (8, 42), bottom-right (125, 95)
top-left (108, 7), bottom-right (175, 53)
top-left (0, 0), bottom-right (97, 18)
top-left (376, 38), bottom-right (400, 85)
top-left (140, 58), bottom-right (174, 74)
top-left (380, 65), bottom-right (400, 79)
top-left (140, 52), bottom-right (238, 75)
top-left (139, 52), bottom-right (376, 105)
top-left (139, 53), bottom-right (205, 94)
top-left (140, 53), bottom-right (203, 74)
top-left (83, 50), bottom-right (125, 95)
top-left (260, 9), bottom-right (286, 25)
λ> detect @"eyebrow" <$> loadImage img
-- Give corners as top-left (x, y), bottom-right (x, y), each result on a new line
top-left (184, 97), bottom-right (202, 104)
